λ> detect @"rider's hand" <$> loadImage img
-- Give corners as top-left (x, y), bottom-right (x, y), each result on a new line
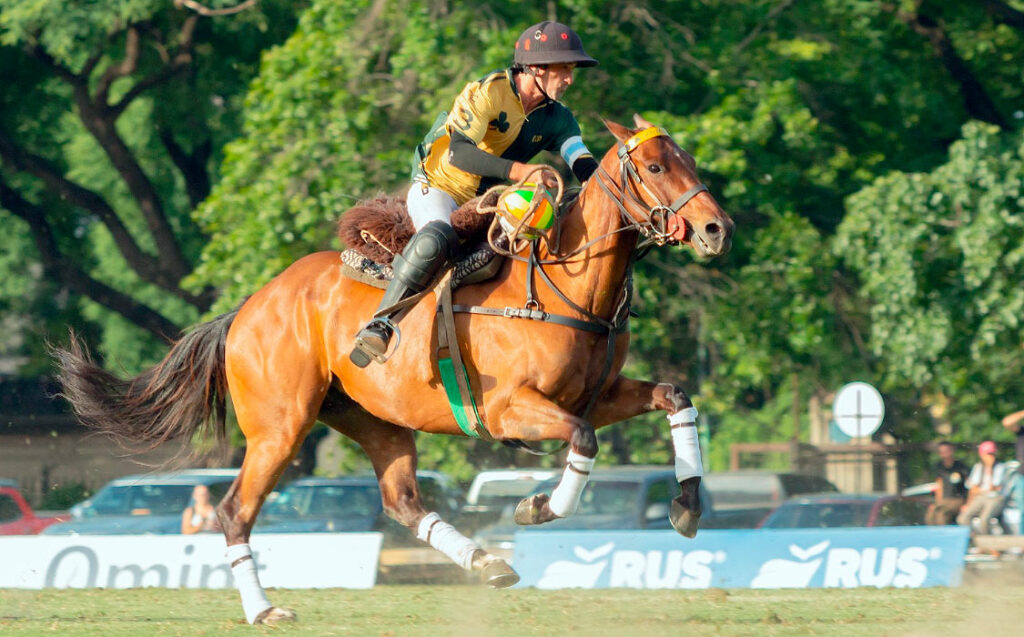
top-left (509, 162), bottom-right (559, 191)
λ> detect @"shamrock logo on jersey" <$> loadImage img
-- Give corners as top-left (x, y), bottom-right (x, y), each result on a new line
top-left (489, 111), bottom-right (510, 133)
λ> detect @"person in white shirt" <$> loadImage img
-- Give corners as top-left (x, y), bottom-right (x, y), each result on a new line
top-left (957, 440), bottom-right (1008, 533)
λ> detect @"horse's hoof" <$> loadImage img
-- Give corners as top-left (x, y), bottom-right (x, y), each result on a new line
top-left (514, 493), bottom-right (557, 525)
top-left (254, 607), bottom-right (297, 625)
top-left (670, 495), bottom-right (701, 538)
top-left (482, 558), bottom-right (520, 589)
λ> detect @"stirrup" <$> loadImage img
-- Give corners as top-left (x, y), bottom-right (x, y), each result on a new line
top-left (349, 318), bottom-right (401, 367)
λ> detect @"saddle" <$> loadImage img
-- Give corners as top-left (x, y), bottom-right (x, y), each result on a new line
top-left (337, 192), bottom-right (504, 289)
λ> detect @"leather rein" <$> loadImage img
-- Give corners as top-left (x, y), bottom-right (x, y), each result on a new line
top-left (451, 127), bottom-right (708, 438)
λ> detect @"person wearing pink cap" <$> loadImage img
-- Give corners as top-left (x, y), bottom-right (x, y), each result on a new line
top-left (956, 440), bottom-right (1009, 533)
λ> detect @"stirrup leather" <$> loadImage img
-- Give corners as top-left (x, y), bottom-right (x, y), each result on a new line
top-left (352, 318), bottom-right (402, 365)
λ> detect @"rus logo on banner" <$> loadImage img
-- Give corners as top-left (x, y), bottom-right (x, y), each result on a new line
top-left (536, 542), bottom-right (727, 589)
top-left (751, 541), bottom-right (941, 588)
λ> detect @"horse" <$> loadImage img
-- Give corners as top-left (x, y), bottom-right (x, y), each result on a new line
top-left (54, 113), bottom-right (734, 624)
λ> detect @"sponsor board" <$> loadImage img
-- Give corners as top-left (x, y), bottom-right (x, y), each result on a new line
top-left (513, 527), bottom-right (969, 589)
top-left (0, 533), bottom-right (381, 589)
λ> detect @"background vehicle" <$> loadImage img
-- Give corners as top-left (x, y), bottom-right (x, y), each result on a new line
top-left (42, 469), bottom-right (239, 535)
top-left (255, 471), bottom-right (464, 544)
top-left (701, 470), bottom-right (839, 516)
top-left (460, 469), bottom-right (556, 532)
top-left (757, 493), bottom-right (928, 529)
top-left (472, 466), bottom-right (761, 559)
top-left (0, 478), bottom-right (69, 534)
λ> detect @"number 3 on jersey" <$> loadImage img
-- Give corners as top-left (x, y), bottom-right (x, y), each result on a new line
top-left (454, 105), bottom-right (474, 132)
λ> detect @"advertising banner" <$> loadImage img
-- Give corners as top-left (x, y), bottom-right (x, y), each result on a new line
top-left (0, 533), bottom-right (382, 589)
top-left (513, 527), bottom-right (970, 590)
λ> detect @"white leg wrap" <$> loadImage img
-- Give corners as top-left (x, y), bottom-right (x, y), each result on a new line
top-left (416, 512), bottom-right (479, 571)
top-left (548, 450), bottom-right (596, 518)
top-left (227, 543), bottom-right (271, 624)
top-left (669, 407), bottom-right (703, 482)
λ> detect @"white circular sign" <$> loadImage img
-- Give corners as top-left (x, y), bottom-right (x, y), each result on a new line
top-left (832, 381), bottom-right (885, 438)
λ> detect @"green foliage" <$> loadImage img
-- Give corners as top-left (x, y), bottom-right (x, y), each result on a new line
top-left (0, 1), bottom-right (299, 374)
top-left (836, 122), bottom-right (1024, 441)
top-left (5, 0), bottom-right (1024, 475)
top-left (41, 482), bottom-right (91, 510)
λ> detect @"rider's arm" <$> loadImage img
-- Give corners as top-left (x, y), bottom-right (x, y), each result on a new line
top-left (448, 131), bottom-right (516, 178)
top-left (560, 135), bottom-right (598, 182)
top-left (551, 114), bottom-right (598, 182)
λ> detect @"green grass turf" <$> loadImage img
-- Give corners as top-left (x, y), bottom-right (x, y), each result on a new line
top-left (2, 583), bottom-right (1024, 636)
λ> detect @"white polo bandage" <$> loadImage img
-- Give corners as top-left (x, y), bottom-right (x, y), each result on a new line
top-left (226, 543), bottom-right (272, 624)
top-left (417, 512), bottom-right (479, 570)
top-left (668, 407), bottom-right (703, 481)
top-left (548, 449), bottom-right (596, 517)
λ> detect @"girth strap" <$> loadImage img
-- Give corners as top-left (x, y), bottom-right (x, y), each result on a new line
top-left (435, 274), bottom-right (491, 440)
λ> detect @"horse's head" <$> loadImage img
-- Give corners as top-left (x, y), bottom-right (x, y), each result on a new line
top-left (598, 114), bottom-right (734, 258)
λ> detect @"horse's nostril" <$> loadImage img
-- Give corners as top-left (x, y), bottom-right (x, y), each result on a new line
top-left (705, 223), bottom-right (722, 236)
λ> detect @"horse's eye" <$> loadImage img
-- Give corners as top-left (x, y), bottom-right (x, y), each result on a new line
top-left (647, 164), bottom-right (663, 174)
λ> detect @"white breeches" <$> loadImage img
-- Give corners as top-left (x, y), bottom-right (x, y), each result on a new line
top-left (407, 181), bottom-right (460, 231)
top-left (669, 407), bottom-right (703, 482)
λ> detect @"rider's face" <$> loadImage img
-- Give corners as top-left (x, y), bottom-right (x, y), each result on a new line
top-left (533, 63), bottom-right (576, 100)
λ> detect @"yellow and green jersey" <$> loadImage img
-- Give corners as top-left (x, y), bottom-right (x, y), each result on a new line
top-left (412, 68), bottom-right (594, 205)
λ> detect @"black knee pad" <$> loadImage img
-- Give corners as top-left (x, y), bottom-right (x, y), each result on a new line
top-left (393, 221), bottom-right (459, 289)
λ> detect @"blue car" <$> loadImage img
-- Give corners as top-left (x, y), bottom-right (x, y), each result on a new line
top-left (42, 469), bottom-right (239, 535)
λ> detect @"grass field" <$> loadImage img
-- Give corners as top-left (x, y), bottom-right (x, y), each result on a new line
top-left (3, 579), bottom-right (1024, 637)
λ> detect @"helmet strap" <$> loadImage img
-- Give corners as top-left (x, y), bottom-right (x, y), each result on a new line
top-left (528, 66), bottom-right (553, 101)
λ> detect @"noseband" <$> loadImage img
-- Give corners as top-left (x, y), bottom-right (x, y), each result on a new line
top-left (596, 127), bottom-right (708, 246)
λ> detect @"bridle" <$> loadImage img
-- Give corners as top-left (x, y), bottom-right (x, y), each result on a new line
top-left (594, 126), bottom-right (709, 248)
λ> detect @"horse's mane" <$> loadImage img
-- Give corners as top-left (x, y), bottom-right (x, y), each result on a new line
top-left (337, 192), bottom-right (497, 264)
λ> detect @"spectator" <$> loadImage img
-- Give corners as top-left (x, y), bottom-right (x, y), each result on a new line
top-left (957, 440), bottom-right (1008, 534)
top-left (1002, 409), bottom-right (1024, 474)
top-left (925, 441), bottom-right (969, 525)
top-left (181, 485), bottom-right (220, 534)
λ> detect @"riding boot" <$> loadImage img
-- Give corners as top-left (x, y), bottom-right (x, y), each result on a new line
top-left (349, 220), bottom-right (459, 367)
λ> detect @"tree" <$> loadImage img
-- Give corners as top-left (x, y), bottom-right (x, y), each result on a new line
top-left (836, 122), bottom-right (1024, 442)
top-left (183, 0), bottom-right (1023, 475)
top-left (0, 0), bottom-right (299, 372)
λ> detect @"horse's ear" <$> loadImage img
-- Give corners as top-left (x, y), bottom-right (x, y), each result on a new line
top-left (632, 113), bottom-right (655, 129)
top-left (602, 118), bottom-right (633, 143)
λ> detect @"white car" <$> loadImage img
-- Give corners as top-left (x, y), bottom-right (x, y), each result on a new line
top-left (461, 469), bottom-right (557, 532)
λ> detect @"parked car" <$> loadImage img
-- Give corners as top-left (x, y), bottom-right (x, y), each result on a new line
top-left (757, 493), bottom-right (928, 529)
top-left (254, 471), bottom-right (464, 545)
top-left (0, 478), bottom-right (69, 535)
top-left (42, 469), bottom-right (239, 535)
top-left (701, 470), bottom-right (839, 514)
top-left (472, 465), bottom-right (763, 559)
top-left (460, 469), bottom-right (557, 532)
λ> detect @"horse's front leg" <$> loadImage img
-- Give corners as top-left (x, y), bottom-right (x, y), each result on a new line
top-left (590, 377), bottom-right (703, 538)
top-left (491, 387), bottom-right (598, 526)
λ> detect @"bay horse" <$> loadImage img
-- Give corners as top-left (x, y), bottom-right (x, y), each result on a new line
top-left (54, 114), bottom-right (733, 624)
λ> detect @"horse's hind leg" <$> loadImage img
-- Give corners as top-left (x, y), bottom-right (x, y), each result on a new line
top-left (318, 395), bottom-right (519, 588)
top-left (217, 386), bottom-right (323, 624)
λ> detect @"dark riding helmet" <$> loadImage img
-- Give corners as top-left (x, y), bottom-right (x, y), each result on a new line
top-left (513, 21), bottom-right (598, 68)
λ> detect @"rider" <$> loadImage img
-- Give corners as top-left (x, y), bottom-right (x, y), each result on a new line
top-left (349, 21), bottom-right (602, 367)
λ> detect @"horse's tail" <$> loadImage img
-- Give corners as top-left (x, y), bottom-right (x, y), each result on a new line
top-left (52, 310), bottom-right (239, 453)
